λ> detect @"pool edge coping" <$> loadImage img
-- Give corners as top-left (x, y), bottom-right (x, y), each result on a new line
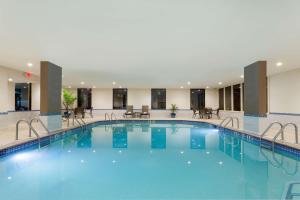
top-left (1, 119), bottom-right (300, 158)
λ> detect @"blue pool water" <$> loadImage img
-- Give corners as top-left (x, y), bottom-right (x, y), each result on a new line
top-left (0, 121), bottom-right (299, 200)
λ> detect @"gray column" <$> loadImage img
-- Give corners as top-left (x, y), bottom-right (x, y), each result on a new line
top-left (244, 61), bottom-right (267, 117)
top-left (40, 61), bottom-right (62, 131)
top-left (243, 61), bottom-right (267, 133)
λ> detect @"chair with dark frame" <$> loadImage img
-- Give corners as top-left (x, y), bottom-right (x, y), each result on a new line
top-left (211, 108), bottom-right (220, 119)
top-left (192, 108), bottom-right (200, 118)
top-left (124, 105), bottom-right (134, 118)
top-left (140, 105), bottom-right (150, 118)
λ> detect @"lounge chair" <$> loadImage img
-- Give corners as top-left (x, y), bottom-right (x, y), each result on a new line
top-left (192, 108), bottom-right (200, 118)
top-left (205, 108), bottom-right (213, 119)
top-left (211, 108), bottom-right (220, 119)
top-left (124, 105), bottom-right (134, 118)
top-left (140, 105), bottom-right (150, 118)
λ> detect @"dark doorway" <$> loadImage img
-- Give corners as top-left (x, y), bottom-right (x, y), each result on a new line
top-left (15, 83), bottom-right (31, 111)
top-left (190, 89), bottom-right (205, 110)
top-left (233, 84), bottom-right (241, 111)
top-left (77, 88), bottom-right (92, 109)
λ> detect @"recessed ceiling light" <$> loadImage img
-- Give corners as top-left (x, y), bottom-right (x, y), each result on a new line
top-left (68, 86), bottom-right (72, 89)
top-left (112, 81), bottom-right (116, 85)
top-left (276, 62), bottom-right (283, 67)
top-left (218, 82), bottom-right (223, 85)
top-left (92, 86), bottom-right (96, 89)
top-left (27, 63), bottom-right (33, 67)
top-left (8, 78), bottom-right (13, 82)
top-left (119, 86), bottom-right (122, 88)
top-left (80, 81), bottom-right (85, 85)
top-left (26, 82), bottom-right (30, 84)
top-left (206, 86), bottom-right (210, 89)
top-left (187, 81), bottom-right (191, 85)
top-left (240, 75), bottom-right (244, 78)
top-left (180, 86), bottom-right (184, 89)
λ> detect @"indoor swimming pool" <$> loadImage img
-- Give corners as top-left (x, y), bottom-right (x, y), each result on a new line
top-left (0, 120), bottom-right (299, 199)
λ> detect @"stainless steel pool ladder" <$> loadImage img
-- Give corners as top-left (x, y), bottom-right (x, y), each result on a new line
top-left (260, 122), bottom-right (283, 141)
top-left (111, 113), bottom-right (118, 120)
top-left (282, 182), bottom-right (300, 200)
top-left (29, 117), bottom-right (49, 137)
top-left (16, 120), bottom-right (40, 141)
top-left (105, 113), bottom-right (111, 121)
top-left (273, 123), bottom-right (298, 144)
top-left (260, 122), bottom-right (298, 148)
top-left (219, 117), bottom-right (240, 129)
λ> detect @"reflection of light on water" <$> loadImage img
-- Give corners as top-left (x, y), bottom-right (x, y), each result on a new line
top-left (206, 151), bottom-right (210, 155)
top-left (67, 150), bottom-right (71, 153)
top-left (218, 161), bottom-right (223, 165)
top-left (187, 161), bottom-right (192, 165)
top-left (118, 150), bottom-right (122, 154)
top-left (12, 152), bottom-right (37, 161)
top-left (80, 160), bottom-right (84, 163)
top-left (93, 150), bottom-right (96, 153)
top-left (112, 160), bottom-right (116, 164)
top-left (7, 176), bottom-right (12, 180)
top-left (180, 151), bottom-right (184, 154)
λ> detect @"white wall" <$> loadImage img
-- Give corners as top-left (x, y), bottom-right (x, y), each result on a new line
top-left (269, 68), bottom-right (300, 114)
top-left (166, 89), bottom-right (190, 110)
top-left (205, 89), bottom-right (219, 109)
top-left (128, 89), bottom-right (151, 109)
top-left (31, 83), bottom-right (40, 110)
top-left (0, 67), bottom-right (9, 113)
top-left (7, 82), bottom-right (15, 111)
top-left (92, 88), bottom-right (112, 109)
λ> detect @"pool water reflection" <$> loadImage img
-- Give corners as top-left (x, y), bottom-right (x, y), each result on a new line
top-left (0, 121), bottom-right (299, 200)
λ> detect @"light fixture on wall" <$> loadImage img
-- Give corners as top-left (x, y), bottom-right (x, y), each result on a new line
top-left (218, 82), bottom-right (223, 85)
top-left (68, 86), bottom-right (72, 89)
top-left (276, 62), bottom-right (283, 67)
top-left (180, 86), bottom-right (184, 89)
top-left (8, 78), bottom-right (13, 82)
top-left (92, 86), bottom-right (96, 89)
top-left (187, 81), bottom-right (191, 85)
top-left (119, 86), bottom-right (122, 88)
top-left (206, 86), bottom-right (210, 89)
top-left (27, 63), bottom-right (33, 67)
top-left (80, 81), bottom-right (85, 85)
top-left (240, 75), bottom-right (244, 78)
top-left (112, 81), bottom-right (116, 85)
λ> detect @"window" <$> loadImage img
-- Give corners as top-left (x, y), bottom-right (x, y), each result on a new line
top-left (190, 89), bottom-right (205, 109)
top-left (15, 83), bottom-right (31, 111)
top-left (77, 88), bottom-right (92, 109)
top-left (233, 84), bottom-right (241, 111)
top-left (218, 88), bottom-right (224, 110)
top-left (113, 88), bottom-right (127, 109)
top-left (151, 89), bottom-right (166, 109)
top-left (225, 86), bottom-right (232, 110)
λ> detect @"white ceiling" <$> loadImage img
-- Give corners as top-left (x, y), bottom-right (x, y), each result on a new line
top-left (1, 0), bottom-right (300, 88)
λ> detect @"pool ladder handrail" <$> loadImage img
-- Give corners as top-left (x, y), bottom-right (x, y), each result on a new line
top-left (73, 117), bottom-right (85, 128)
top-left (29, 117), bottom-right (50, 137)
top-left (220, 117), bottom-right (240, 129)
top-left (273, 123), bottom-right (298, 144)
top-left (105, 113), bottom-right (111, 121)
top-left (260, 122), bottom-right (283, 141)
top-left (16, 120), bottom-right (40, 141)
top-left (111, 113), bottom-right (117, 121)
